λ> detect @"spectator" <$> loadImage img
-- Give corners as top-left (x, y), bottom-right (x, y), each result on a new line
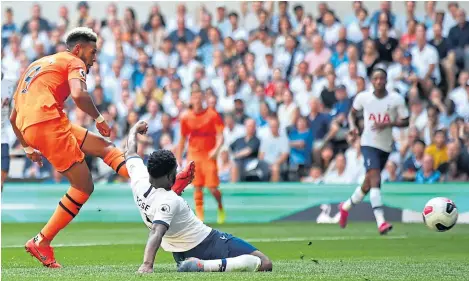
top-left (215, 5), bottom-right (230, 39)
top-left (337, 44), bottom-right (367, 79)
top-left (445, 141), bottom-right (469, 181)
top-left (259, 117), bottom-right (290, 182)
top-left (274, 35), bottom-right (304, 79)
top-left (375, 22), bottom-right (398, 64)
top-left (288, 116), bottom-right (313, 173)
top-left (424, 129), bottom-right (449, 171)
top-left (198, 27), bottom-right (224, 66)
top-left (2, 8), bottom-right (17, 45)
top-left (370, 2), bottom-right (396, 38)
top-left (320, 71), bottom-right (339, 111)
top-left (277, 89), bottom-right (300, 130)
top-left (321, 11), bottom-right (342, 48)
top-left (149, 113), bottom-right (176, 149)
top-left (301, 165), bottom-right (324, 184)
top-left (396, 1), bottom-right (422, 35)
top-left (382, 159), bottom-right (400, 183)
top-left (304, 35), bottom-right (332, 75)
top-left (323, 153), bottom-right (354, 184)
top-left (271, 1), bottom-right (293, 34)
top-left (346, 7), bottom-right (369, 44)
top-left (168, 17), bottom-right (195, 46)
top-left (401, 139), bottom-right (426, 181)
top-left (400, 18), bottom-right (418, 50)
top-left (140, 99), bottom-right (163, 134)
top-left (421, 105), bottom-right (445, 145)
top-left (447, 9), bottom-right (469, 76)
top-left (21, 4), bottom-right (50, 35)
top-left (362, 40), bottom-right (381, 77)
top-left (146, 14), bottom-right (166, 52)
top-left (415, 154), bottom-right (442, 183)
top-left (227, 12), bottom-right (248, 41)
top-left (218, 149), bottom-right (234, 183)
top-left (330, 40), bottom-right (349, 69)
top-left (230, 119), bottom-right (261, 182)
top-left (233, 99), bottom-right (249, 125)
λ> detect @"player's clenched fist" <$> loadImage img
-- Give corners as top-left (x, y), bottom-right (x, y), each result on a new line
top-left (135, 120), bottom-right (149, 134)
top-left (96, 119), bottom-right (111, 137)
top-left (25, 149), bottom-right (44, 167)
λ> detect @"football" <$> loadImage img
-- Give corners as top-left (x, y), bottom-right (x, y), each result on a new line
top-left (422, 197), bottom-right (458, 232)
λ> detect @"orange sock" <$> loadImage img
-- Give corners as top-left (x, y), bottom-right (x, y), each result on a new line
top-left (194, 188), bottom-right (204, 221)
top-left (40, 187), bottom-right (90, 242)
top-left (210, 188), bottom-right (223, 210)
top-left (103, 148), bottom-right (129, 178)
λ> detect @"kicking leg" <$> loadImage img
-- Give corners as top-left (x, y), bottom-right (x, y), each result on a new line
top-left (339, 175), bottom-right (370, 228)
top-left (72, 125), bottom-right (129, 178)
top-left (368, 169), bottom-right (392, 234)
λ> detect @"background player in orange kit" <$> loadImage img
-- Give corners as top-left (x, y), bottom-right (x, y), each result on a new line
top-left (9, 27), bottom-right (132, 268)
top-left (177, 90), bottom-right (225, 224)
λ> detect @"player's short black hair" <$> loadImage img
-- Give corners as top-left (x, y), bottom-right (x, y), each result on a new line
top-left (147, 149), bottom-right (177, 179)
top-left (372, 67), bottom-right (388, 77)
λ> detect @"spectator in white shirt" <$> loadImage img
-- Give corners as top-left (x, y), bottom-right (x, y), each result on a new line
top-left (449, 71), bottom-right (469, 111)
top-left (140, 99), bottom-right (162, 134)
top-left (21, 19), bottom-right (50, 60)
top-left (347, 7), bottom-right (370, 43)
top-left (274, 35), bottom-right (304, 79)
top-left (323, 153), bottom-right (355, 184)
top-left (341, 61), bottom-right (363, 98)
top-left (277, 89), bottom-right (300, 130)
top-left (321, 11), bottom-right (342, 48)
top-left (249, 26), bottom-right (273, 68)
top-left (102, 60), bottom-right (125, 103)
top-left (336, 44), bottom-right (367, 80)
top-left (256, 52), bottom-right (275, 83)
top-left (290, 61), bottom-right (309, 95)
top-left (227, 12), bottom-right (248, 41)
top-left (411, 23), bottom-right (441, 94)
top-left (296, 75), bottom-right (316, 116)
top-left (259, 117), bottom-right (290, 182)
top-left (166, 4), bottom-right (196, 33)
top-left (241, 1), bottom-right (262, 33)
top-left (177, 48), bottom-right (201, 90)
top-left (152, 38), bottom-right (178, 69)
top-left (223, 113), bottom-right (247, 148)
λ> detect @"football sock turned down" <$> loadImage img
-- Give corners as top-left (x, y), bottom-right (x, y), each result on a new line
top-left (342, 186), bottom-right (366, 211)
top-left (194, 188), bottom-right (204, 221)
top-left (103, 148), bottom-right (129, 178)
top-left (370, 187), bottom-right (385, 227)
top-left (202, 255), bottom-right (261, 272)
top-left (38, 187), bottom-right (90, 244)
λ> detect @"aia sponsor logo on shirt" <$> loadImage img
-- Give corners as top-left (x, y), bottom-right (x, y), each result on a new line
top-left (368, 113), bottom-right (390, 124)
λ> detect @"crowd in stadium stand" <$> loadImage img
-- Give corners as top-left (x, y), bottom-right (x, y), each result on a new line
top-left (2, 1), bottom-right (469, 184)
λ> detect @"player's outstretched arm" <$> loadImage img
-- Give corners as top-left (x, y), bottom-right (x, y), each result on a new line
top-left (137, 223), bottom-right (168, 274)
top-left (125, 120), bottom-right (149, 159)
top-left (69, 79), bottom-right (110, 137)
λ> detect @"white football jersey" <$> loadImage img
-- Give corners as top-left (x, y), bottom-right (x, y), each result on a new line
top-left (353, 90), bottom-right (409, 152)
top-left (126, 157), bottom-right (212, 252)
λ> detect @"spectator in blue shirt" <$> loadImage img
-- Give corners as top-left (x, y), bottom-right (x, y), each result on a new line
top-left (415, 154), bottom-right (442, 183)
top-left (370, 2), bottom-right (396, 38)
top-left (330, 40), bottom-right (349, 69)
top-left (2, 8), bottom-right (17, 46)
top-left (288, 116), bottom-right (313, 168)
top-left (198, 27), bottom-right (224, 66)
top-left (168, 17), bottom-right (196, 47)
top-left (402, 139), bottom-right (426, 181)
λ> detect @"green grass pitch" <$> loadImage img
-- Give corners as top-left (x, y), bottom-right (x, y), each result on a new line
top-left (2, 222), bottom-right (469, 280)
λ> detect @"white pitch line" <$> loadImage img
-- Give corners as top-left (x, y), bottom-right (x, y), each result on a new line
top-left (1, 235), bottom-right (407, 249)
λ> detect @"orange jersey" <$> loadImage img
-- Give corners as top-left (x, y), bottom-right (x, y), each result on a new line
top-left (180, 108), bottom-right (224, 159)
top-left (13, 52), bottom-right (87, 132)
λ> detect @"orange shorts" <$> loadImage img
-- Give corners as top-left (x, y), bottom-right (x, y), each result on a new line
top-left (191, 158), bottom-right (219, 188)
top-left (23, 114), bottom-right (88, 172)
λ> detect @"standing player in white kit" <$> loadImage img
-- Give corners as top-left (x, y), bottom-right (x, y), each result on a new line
top-left (339, 68), bottom-right (409, 234)
top-left (124, 120), bottom-right (272, 273)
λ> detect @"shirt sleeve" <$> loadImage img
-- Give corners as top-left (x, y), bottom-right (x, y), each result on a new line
top-left (352, 93), bottom-right (363, 111)
top-left (125, 156), bottom-right (150, 187)
top-left (213, 112), bottom-right (225, 134)
top-left (67, 57), bottom-right (87, 83)
top-left (280, 135), bottom-right (290, 154)
top-left (152, 198), bottom-right (179, 228)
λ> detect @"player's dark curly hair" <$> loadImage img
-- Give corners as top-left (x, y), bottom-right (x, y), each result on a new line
top-left (147, 149), bottom-right (177, 179)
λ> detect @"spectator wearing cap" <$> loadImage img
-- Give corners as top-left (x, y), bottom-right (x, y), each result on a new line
top-left (21, 4), bottom-right (50, 35)
top-left (258, 116), bottom-right (290, 182)
top-left (330, 39), bottom-right (349, 69)
top-left (346, 7), bottom-right (370, 44)
top-left (2, 8), bottom-right (17, 45)
top-left (411, 24), bottom-right (441, 93)
top-left (168, 17), bottom-right (196, 46)
top-left (446, 140), bottom-right (469, 181)
top-left (415, 154), bottom-right (442, 183)
top-left (198, 27), bottom-right (224, 66)
top-left (305, 35), bottom-right (332, 75)
top-left (401, 139), bottom-right (426, 181)
top-left (227, 12), bottom-right (248, 41)
top-left (424, 129), bottom-right (449, 171)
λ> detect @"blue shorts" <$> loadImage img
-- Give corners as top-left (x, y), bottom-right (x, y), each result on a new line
top-left (361, 146), bottom-right (390, 172)
top-left (172, 229), bottom-right (257, 265)
top-left (1, 144), bottom-right (10, 173)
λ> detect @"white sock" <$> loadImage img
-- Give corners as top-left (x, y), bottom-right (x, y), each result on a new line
top-left (370, 187), bottom-right (385, 227)
top-left (202, 255), bottom-right (262, 272)
top-left (342, 186), bottom-right (365, 211)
